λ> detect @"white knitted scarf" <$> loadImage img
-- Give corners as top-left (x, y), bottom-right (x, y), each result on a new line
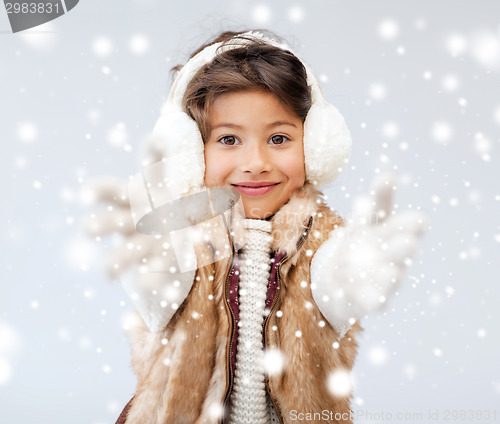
top-left (228, 218), bottom-right (280, 424)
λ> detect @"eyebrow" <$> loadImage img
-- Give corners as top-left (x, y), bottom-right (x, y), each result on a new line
top-left (211, 121), bottom-right (298, 130)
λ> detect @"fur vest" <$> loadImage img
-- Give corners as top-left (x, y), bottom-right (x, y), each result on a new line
top-left (118, 183), bottom-right (362, 424)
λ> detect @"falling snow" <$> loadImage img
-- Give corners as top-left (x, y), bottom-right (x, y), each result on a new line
top-left (382, 121), bottom-right (399, 139)
top-left (107, 122), bottom-right (128, 146)
top-left (431, 121), bottom-right (453, 145)
top-left (470, 30), bottom-right (500, 70)
top-left (263, 349), bottom-right (285, 376)
top-left (378, 19), bottom-right (399, 41)
top-left (130, 34), bottom-right (150, 54)
top-left (442, 74), bottom-right (460, 92)
top-left (369, 83), bottom-right (387, 101)
top-left (93, 36), bottom-right (114, 57)
top-left (0, 358), bottom-right (13, 386)
top-left (17, 122), bottom-right (38, 142)
top-left (2, 2), bottom-right (499, 423)
top-left (446, 33), bottom-right (468, 56)
top-left (327, 369), bottom-right (353, 398)
top-left (0, 322), bottom-right (22, 358)
top-left (433, 348), bottom-right (443, 358)
top-left (252, 5), bottom-right (272, 24)
top-left (287, 6), bottom-right (304, 24)
top-left (367, 345), bottom-right (389, 366)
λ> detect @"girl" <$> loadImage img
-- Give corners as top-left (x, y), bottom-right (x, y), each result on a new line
top-left (88, 29), bottom-right (426, 424)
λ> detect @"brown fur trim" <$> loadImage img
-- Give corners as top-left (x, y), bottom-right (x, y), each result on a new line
top-left (122, 183), bottom-right (362, 424)
top-left (270, 183), bottom-right (324, 259)
top-left (266, 201), bottom-right (361, 424)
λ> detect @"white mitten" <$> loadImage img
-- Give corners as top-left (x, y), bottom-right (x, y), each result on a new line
top-left (310, 173), bottom-right (428, 338)
top-left (83, 137), bottom-right (196, 333)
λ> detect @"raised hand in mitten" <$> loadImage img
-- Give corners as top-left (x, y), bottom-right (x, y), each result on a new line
top-left (310, 173), bottom-right (428, 337)
top-left (83, 137), bottom-right (197, 333)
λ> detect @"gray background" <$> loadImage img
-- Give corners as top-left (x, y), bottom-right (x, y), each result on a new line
top-left (1, 0), bottom-right (499, 423)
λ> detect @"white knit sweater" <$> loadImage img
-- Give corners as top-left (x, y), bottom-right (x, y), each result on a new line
top-left (228, 218), bottom-right (280, 424)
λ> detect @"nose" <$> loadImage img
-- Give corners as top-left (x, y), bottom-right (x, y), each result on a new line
top-left (241, 143), bottom-right (272, 174)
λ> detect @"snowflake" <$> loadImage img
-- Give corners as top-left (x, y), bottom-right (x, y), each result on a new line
top-left (0, 322), bottom-right (22, 356)
top-left (433, 347), bottom-right (443, 358)
top-left (378, 19), bottom-right (399, 41)
top-left (431, 121), bottom-right (453, 145)
top-left (367, 345), bottom-right (388, 365)
top-left (445, 33), bottom-right (467, 57)
top-left (470, 30), bottom-right (500, 70)
top-left (130, 34), bottom-right (150, 54)
top-left (369, 83), bottom-right (387, 101)
top-left (0, 357), bottom-right (13, 386)
top-left (442, 74), bottom-right (460, 92)
top-left (18, 122), bottom-right (38, 142)
top-left (107, 122), bottom-right (128, 146)
top-left (263, 348), bottom-right (285, 376)
top-left (382, 122), bottom-right (399, 139)
top-left (93, 36), bottom-right (113, 57)
top-left (327, 369), bottom-right (353, 398)
top-left (288, 6), bottom-right (304, 23)
top-left (252, 5), bottom-right (272, 24)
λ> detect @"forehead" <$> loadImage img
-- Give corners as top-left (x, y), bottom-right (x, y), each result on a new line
top-left (209, 90), bottom-right (301, 125)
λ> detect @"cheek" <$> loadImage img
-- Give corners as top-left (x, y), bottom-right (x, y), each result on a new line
top-left (203, 149), bottom-right (214, 186)
top-left (204, 148), bottom-right (227, 186)
top-left (283, 154), bottom-right (306, 188)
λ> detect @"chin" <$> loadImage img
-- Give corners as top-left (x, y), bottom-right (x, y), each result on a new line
top-left (243, 206), bottom-right (276, 220)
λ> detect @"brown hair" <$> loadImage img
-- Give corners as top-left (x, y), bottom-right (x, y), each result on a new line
top-left (170, 30), bottom-right (312, 142)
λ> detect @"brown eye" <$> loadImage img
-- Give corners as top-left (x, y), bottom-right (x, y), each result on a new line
top-left (219, 136), bottom-right (238, 145)
top-left (270, 135), bottom-right (289, 145)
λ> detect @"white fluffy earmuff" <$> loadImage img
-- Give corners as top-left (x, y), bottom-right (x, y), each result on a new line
top-left (151, 30), bottom-right (352, 198)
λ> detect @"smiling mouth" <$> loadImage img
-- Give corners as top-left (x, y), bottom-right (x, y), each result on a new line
top-left (231, 182), bottom-right (280, 196)
top-left (232, 182), bottom-right (279, 188)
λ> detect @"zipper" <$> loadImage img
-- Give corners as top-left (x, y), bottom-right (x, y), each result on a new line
top-left (220, 256), bottom-right (235, 423)
top-left (263, 252), bottom-right (289, 424)
top-left (297, 216), bottom-right (313, 251)
top-left (263, 216), bottom-right (314, 423)
top-left (220, 201), bottom-right (236, 424)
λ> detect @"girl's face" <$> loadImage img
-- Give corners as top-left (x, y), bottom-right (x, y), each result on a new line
top-left (204, 90), bottom-right (305, 219)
